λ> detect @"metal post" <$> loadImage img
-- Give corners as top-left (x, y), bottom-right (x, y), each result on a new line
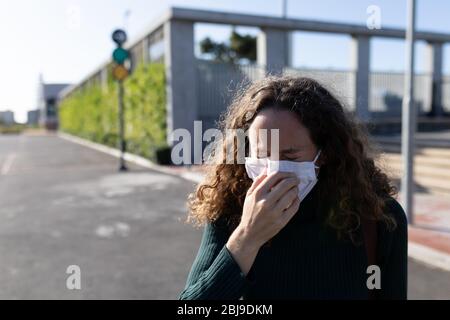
top-left (282, 0), bottom-right (287, 18)
top-left (401, 0), bottom-right (416, 224)
top-left (118, 79), bottom-right (127, 171)
top-left (281, 0), bottom-right (290, 68)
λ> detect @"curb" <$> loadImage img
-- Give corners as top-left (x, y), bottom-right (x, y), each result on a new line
top-left (57, 132), bottom-right (204, 183)
top-left (58, 131), bottom-right (450, 272)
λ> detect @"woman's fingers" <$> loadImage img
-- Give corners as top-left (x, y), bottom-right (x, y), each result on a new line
top-left (240, 170), bottom-right (301, 250)
top-left (247, 168), bottom-right (267, 194)
top-left (279, 196), bottom-right (301, 225)
top-left (255, 171), bottom-right (296, 196)
top-left (272, 187), bottom-right (299, 213)
top-left (265, 177), bottom-right (299, 203)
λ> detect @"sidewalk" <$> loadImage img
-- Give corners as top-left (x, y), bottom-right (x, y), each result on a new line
top-left (57, 131), bottom-right (450, 272)
top-left (406, 193), bottom-right (450, 271)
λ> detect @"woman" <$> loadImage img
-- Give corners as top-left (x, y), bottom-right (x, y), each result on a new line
top-left (179, 76), bottom-right (407, 300)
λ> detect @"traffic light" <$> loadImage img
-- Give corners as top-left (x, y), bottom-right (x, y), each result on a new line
top-left (111, 29), bottom-right (130, 81)
top-left (112, 64), bottom-right (129, 81)
top-left (113, 47), bottom-right (129, 65)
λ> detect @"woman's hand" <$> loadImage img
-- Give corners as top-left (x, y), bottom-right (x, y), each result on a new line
top-left (226, 170), bottom-right (300, 275)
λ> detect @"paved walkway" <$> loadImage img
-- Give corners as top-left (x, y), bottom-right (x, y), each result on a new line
top-left (1, 131), bottom-right (447, 299)
top-left (0, 133), bottom-right (199, 299)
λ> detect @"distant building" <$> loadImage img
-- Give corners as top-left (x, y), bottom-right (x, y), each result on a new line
top-left (0, 110), bottom-right (15, 125)
top-left (27, 109), bottom-right (40, 125)
top-left (37, 75), bottom-right (70, 130)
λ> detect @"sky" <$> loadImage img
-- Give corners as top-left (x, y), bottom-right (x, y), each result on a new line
top-left (1, 0), bottom-right (450, 123)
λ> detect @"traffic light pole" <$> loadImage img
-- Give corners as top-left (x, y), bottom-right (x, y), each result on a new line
top-left (111, 28), bottom-right (129, 172)
top-left (118, 79), bottom-right (127, 171)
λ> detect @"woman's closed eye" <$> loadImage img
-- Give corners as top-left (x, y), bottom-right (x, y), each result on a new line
top-left (281, 156), bottom-right (300, 161)
top-left (280, 151), bottom-right (304, 161)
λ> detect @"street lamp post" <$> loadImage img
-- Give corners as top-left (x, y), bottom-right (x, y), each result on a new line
top-left (402, 0), bottom-right (417, 224)
top-left (281, 0), bottom-right (291, 68)
top-left (282, 0), bottom-right (287, 18)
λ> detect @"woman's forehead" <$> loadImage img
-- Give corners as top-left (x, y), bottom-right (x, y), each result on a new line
top-left (248, 109), bottom-right (313, 148)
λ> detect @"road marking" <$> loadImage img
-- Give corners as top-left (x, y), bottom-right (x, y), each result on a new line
top-left (1, 153), bottom-right (16, 175)
top-left (408, 242), bottom-right (450, 272)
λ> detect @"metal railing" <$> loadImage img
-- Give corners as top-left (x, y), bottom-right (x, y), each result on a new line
top-left (196, 59), bottom-right (446, 124)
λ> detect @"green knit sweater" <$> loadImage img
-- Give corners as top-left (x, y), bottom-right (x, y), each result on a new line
top-left (179, 186), bottom-right (408, 300)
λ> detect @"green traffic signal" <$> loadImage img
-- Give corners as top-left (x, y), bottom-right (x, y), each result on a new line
top-left (113, 47), bottom-right (129, 65)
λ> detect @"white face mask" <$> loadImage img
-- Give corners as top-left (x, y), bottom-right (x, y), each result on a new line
top-left (245, 150), bottom-right (321, 203)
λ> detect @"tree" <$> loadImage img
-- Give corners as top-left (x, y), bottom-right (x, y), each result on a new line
top-left (199, 30), bottom-right (256, 64)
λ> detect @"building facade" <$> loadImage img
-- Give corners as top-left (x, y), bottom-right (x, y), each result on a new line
top-left (0, 110), bottom-right (15, 125)
top-left (37, 76), bottom-right (70, 130)
top-left (27, 109), bottom-right (40, 126)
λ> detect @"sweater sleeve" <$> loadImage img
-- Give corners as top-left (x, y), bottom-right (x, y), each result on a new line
top-left (178, 219), bottom-right (253, 300)
top-left (379, 198), bottom-right (408, 300)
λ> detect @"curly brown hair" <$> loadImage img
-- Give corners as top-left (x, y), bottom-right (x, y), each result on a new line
top-left (187, 76), bottom-right (397, 242)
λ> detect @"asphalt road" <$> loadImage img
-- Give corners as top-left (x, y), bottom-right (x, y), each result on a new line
top-left (0, 133), bottom-right (449, 299)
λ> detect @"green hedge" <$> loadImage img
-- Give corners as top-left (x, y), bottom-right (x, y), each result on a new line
top-left (59, 62), bottom-right (167, 161)
top-left (0, 124), bottom-right (26, 134)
